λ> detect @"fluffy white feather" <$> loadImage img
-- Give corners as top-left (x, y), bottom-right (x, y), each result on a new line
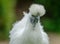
top-left (29, 4), bottom-right (46, 17)
top-left (9, 4), bottom-right (49, 44)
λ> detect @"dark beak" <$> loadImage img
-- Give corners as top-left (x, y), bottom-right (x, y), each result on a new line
top-left (30, 15), bottom-right (39, 27)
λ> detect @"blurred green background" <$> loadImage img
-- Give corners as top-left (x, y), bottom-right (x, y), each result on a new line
top-left (0, 0), bottom-right (60, 40)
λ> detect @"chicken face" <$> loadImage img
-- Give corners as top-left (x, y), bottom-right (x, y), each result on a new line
top-left (30, 14), bottom-right (40, 27)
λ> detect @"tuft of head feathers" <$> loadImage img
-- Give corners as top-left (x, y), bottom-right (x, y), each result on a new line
top-left (29, 4), bottom-right (46, 17)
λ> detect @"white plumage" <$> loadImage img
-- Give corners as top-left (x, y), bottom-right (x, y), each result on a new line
top-left (9, 4), bottom-right (49, 44)
top-left (29, 4), bottom-right (46, 17)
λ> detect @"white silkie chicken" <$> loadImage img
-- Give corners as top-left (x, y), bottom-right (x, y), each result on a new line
top-left (9, 4), bottom-right (49, 44)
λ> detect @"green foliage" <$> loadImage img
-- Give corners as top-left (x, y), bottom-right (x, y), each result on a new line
top-left (34, 0), bottom-right (60, 32)
top-left (0, 0), bottom-right (16, 40)
top-left (41, 17), bottom-right (56, 32)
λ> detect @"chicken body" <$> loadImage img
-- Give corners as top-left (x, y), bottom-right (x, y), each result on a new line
top-left (9, 4), bottom-right (49, 44)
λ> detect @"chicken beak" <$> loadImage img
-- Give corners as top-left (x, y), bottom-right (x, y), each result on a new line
top-left (30, 15), bottom-right (40, 27)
